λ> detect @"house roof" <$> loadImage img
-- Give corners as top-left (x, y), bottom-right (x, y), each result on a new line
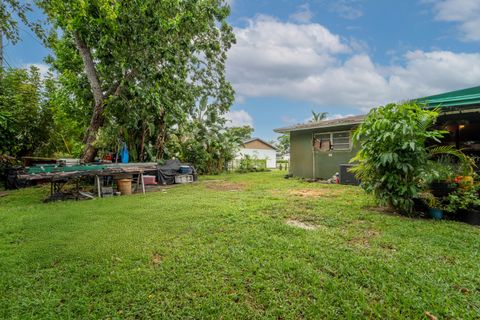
top-left (415, 85), bottom-right (480, 109)
top-left (274, 115), bottom-right (366, 133)
top-left (242, 138), bottom-right (278, 151)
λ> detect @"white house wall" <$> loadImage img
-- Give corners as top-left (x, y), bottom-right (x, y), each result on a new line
top-left (236, 148), bottom-right (277, 168)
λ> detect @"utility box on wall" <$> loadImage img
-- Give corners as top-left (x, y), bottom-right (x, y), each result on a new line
top-left (339, 164), bottom-right (360, 185)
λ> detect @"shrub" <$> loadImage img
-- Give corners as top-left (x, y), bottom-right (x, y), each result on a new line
top-left (236, 155), bottom-right (267, 173)
top-left (444, 186), bottom-right (480, 214)
top-left (351, 102), bottom-right (444, 214)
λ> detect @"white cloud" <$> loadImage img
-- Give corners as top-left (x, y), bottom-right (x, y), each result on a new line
top-left (224, 110), bottom-right (253, 128)
top-left (22, 63), bottom-right (50, 78)
top-left (428, 0), bottom-right (480, 41)
top-left (290, 4), bottom-right (313, 24)
top-left (227, 15), bottom-right (480, 112)
top-left (330, 0), bottom-right (363, 20)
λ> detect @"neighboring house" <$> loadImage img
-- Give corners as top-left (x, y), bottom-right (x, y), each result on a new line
top-left (235, 138), bottom-right (278, 168)
top-left (274, 85), bottom-right (480, 181)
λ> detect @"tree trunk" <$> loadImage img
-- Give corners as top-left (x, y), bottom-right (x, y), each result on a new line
top-left (139, 122), bottom-right (146, 162)
top-left (155, 111), bottom-right (167, 160)
top-left (74, 33), bottom-right (105, 163)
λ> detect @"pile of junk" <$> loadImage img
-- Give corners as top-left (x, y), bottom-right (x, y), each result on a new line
top-left (2, 157), bottom-right (197, 201)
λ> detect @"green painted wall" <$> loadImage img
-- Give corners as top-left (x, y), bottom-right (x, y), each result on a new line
top-left (313, 147), bottom-right (358, 180)
top-left (290, 131), bottom-right (313, 178)
top-left (289, 126), bottom-right (358, 179)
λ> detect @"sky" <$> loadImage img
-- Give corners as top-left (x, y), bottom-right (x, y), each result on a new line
top-left (5, 0), bottom-right (480, 140)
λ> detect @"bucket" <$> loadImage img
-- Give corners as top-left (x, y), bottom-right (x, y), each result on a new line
top-left (117, 179), bottom-right (132, 195)
top-left (428, 208), bottom-right (443, 220)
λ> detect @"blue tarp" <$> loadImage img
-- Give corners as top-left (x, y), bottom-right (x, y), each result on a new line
top-left (120, 143), bottom-right (129, 163)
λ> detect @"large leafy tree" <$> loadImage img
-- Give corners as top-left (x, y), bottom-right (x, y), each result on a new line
top-left (0, 66), bottom-right (54, 157)
top-left (37, 0), bottom-right (235, 162)
top-left (351, 102), bottom-right (444, 214)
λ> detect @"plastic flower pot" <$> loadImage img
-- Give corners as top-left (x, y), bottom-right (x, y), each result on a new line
top-left (458, 209), bottom-right (480, 226)
top-left (428, 207), bottom-right (444, 220)
top-left (430, 181), bottom-right (457, 198)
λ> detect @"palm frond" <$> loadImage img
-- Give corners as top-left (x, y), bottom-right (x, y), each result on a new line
top-left (427, 145), bottom-right (476, 175)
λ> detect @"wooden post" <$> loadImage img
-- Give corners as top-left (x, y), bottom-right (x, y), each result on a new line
top-left (96, 175), bottom-right (101, 197)
top-left (135, 174), bottom-right (140, 192)
top-left (140, 173), bottom-right (145, 194)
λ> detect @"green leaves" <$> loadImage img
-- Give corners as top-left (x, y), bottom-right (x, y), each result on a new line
top-left (352, 102), bottom-right (444, 214)
top-left (36, 0), bottom-right (235, 161)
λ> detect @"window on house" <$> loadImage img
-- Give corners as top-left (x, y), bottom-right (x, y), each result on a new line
top-left (332, 132), bottom-right (351, 150)
top-left (313, 133), bottom-right (331, 151)
top-left (313, 131), bottom-right (351, 151)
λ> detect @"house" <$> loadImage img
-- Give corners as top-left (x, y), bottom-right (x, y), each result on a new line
top-left (274, 115), bottom-right (364, 180)
top-left (274, 85), bottom-right (480, 181)
top-left (235, 138), bottom-right (278, 168)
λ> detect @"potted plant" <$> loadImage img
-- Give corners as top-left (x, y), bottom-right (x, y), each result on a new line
top-left (419, 191), bottom-right (445, 220)
top-left (444, 185), bottom-right (480, 225)
top-left (423, 157), bottom-right (457, 197)
top-left (424, 150), bottom-right (476, 198)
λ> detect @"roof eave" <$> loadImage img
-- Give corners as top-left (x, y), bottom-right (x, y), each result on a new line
top-left (274, 121), bottom-right (364, 134)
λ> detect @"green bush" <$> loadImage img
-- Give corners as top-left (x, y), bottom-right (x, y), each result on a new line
top-left (236, 155), bottom-right (267, 173)
top-left (351, 102), bottom-right (444, 214)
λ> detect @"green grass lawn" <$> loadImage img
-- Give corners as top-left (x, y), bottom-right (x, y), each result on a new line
top-left (1, 171), bottom-right (479, 319)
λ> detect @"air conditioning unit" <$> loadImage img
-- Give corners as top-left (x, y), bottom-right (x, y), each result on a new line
top-left (339, 164), bottom-right (360, 185)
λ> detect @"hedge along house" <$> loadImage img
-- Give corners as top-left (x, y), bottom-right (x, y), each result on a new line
top-left (274, 115), bottom-right (365, 181)
top-left (274, 85), bottom-right (480, 182)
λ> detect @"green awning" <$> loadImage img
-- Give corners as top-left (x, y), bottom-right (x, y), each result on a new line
top-left (416, 85), bottom-right (480, 109)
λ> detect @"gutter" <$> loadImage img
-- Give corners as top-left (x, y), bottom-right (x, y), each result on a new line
top-left (274, 121), bottom-right (364, 134)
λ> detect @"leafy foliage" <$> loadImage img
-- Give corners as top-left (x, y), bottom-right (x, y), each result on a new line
top-left (0, 67), bottom-right (53, 157)
top-left (236, 155), bottom-right (267, 173)
top-left (276, 134), bottom-right (290, 158)
top-left (311, 111), bottom-right (328, 122)
top-left (0, 0), bottom-right (43, 45)
top-left (351, 102), bottom-right (444, 214)
top-left (37, 0), bottom-right (236, 162)
top-left (444, 186), bottom-right (480, 213)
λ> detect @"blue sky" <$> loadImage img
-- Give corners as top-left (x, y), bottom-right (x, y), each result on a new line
top-left (5, 0), bottom-right (480, 141)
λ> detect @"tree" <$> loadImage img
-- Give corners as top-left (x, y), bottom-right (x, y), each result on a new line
top-left (276, 134), bottom-right (290, 157)
top-left (350, 102), bottom-right (444, 214)
top-left (0, 66), bottom-right (54, 157)
top-left (311, 111), bottom-right (328, 122)
top-left (37, 0), bottom-right (235, 163)
top-left (164, 99), bottom-right (253, 174)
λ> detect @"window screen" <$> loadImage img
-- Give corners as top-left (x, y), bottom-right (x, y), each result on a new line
top-left (332, 132), bottom-right (350, 150)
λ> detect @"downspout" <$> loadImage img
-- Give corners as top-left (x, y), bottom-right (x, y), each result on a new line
top-left (312, 133), bottom-right (316, 179)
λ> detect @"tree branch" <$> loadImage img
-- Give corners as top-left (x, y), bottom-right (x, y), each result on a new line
top-left (73, 32), bottom-right (103, 107)
top-left (104, 70), bottom-right (136, 99)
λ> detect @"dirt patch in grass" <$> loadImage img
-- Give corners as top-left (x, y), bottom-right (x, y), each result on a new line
top-left (287, 188), bottom-right (342, 198)
top-left (203, 180), bottom-right (246, 191)
top-left (285, 219), bottom-right (318, 230)
top-left (363, 205), bottom-right (401, 216)
top-left (0, 191), bottom-right (8, 198)
top-left (151, 253), bottom-right (163, 266)
top-left (348, 229), bottom-right (380, 248)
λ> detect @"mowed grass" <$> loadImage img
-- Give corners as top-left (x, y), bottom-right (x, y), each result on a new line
top-left (1, 172), bottom-right (479, 319)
